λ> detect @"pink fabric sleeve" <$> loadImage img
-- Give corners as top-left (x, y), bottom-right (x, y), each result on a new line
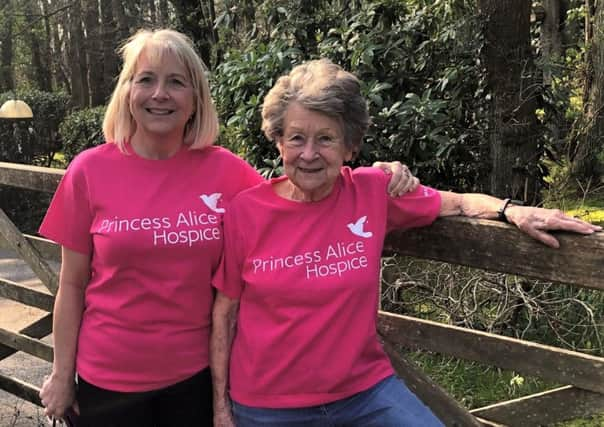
top-left (38, 158), bottom-right (93, 254)
top-left (229, 151), bottom-right (264, 193)
top-left (386, 184), bottom-right (442, 232)
top-left (212, 205), bottom-right (245, 299)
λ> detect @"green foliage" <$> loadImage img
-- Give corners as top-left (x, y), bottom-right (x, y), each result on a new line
top-left (0, 89), bottom-right (69, 233)
top-left (0, 90), bottom-right (69, 166)
top-left (212, 0), bottom-right (488, 190)
top-left (59, 106), bottom-right (106, 165)
top-left (212, 40), bottom-right (302, 170)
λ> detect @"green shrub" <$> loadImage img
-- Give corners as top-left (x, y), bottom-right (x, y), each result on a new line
top-left (211, 0), bottom-right (488, 190)
top-left (59, 106), bottom-right (106, 164)
top-left (0, 90), bottom-right (70, 166)
top-left (0, 90), bottom-right (69, 234)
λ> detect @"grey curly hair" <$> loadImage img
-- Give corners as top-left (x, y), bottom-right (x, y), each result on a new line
top-left (261, 59), bottom-right (370, 155)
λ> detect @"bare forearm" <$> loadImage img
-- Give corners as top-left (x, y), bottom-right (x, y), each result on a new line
top-left (210, 293), bottom-right (239, 410)
top-left (438, 191), bottom-right (504, 219)
top-left (52, 283), bottom-right (85, 379)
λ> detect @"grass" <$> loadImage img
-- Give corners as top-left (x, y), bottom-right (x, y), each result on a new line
top-left (409, 352), bottom-right (604, 426)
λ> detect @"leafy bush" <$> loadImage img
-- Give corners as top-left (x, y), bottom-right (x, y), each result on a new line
top-left (0, 90), bottom-right (69, 233)
top-left (0, 90), bottom-right (70, 166)
top-left (212, 0), bottom-right (488, 190)
top-left (212, 39), bottom-right (302, 173)
top-left (59, 106), bottom-right (106, 164)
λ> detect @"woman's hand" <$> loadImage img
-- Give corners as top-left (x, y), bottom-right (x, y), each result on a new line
top-left (372, 161), bottom-right (420, 197)
top-left (214, 404), bottom-right (236, 427)
top-left (504, 205), bottom-right (602, 248)
top-left (40, 371), bottom-right (78, 420)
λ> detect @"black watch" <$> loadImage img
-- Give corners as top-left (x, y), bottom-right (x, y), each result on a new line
top-left (497, 198), bottom-right (524, 222)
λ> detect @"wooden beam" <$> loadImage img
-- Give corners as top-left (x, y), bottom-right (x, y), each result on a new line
top-left (378, 311), bottom-right (604, 394)
top-left (0, 328), bottom-right (53, 362)
top-left (385, 216), bottom-right (604, 291)
top-left (0, 208), bottom-right (58, 294)
top-left (0, 372), bottom-right (42, 407)
top-left (0, 161), bottom-right (63, 193)
top-left (0, 314), bottom-right (52, 361)
top-left (0, 233), bottom-right (61, 261)
top-left (471, 385), bottom-right (604, 426)
top-left (0, 278), bottom-right (54, 311)
top-left (24, 234), bottom-right (61, 261)
top-left (378, 332), bottom-right (484, 427)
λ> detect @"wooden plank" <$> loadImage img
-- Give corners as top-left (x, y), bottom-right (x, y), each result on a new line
top-left (0, 372), bottom-right (42, 407)
top-left (0, 278), bottom-right (54, 311)
top-left (0, 233), bottom-right (61, 261)
top-left (378, 331), bottom-right (484, 427)
top-left (0, 208), bottom-right (58, 294)
top-left (384, 216), bottom-right (604, 291)
top-left (24, 234), bottom-right (61, 261)
top-left (470, 385), bottom-right (604, 426)
top-left (378, 311), bottom-right (604, 394)
top-left (0, 161), bottom-right (63, 193)
top-left (0, 327), bottom-right (53, 362)
top-left (0, 314), bottom-right (52, 361)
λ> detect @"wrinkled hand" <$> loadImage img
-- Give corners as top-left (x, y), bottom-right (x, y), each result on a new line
top-left (213, 405), bottom-right (236, 427)
top-left (40, 372), bottom-right (78, 420)
top-left (505, 206), bottom-right (602, 248)
top-left (372, 161), bottom-right (420, 197)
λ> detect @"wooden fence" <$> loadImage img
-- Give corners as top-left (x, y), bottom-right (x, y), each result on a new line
top-left (0, 160), bottom-right (603, 426)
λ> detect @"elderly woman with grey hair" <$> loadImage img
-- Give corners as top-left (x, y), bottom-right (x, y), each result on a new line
top-left (210, 59), bottom-right (600, 427)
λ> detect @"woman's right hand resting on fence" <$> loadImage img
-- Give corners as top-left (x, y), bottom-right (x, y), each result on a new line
top-left (438, 192), bottom-right (602, 248)
top-left (40, 372), bottom-right (78, 419)
top-left (503, 205), bottom-right (601, 248)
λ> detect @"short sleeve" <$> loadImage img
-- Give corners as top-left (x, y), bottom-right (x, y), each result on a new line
top-left (38, 157), bottom-right (93, 254)
top-left (212, 205), bottom-right (246, 299)
top-left (231, 154), bottom-right (263, 194)
top-left (387, 185), bottom-right (442, 232)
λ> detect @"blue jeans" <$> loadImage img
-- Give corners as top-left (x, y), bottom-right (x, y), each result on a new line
top-left (231, 375), bottom-right (444, 427)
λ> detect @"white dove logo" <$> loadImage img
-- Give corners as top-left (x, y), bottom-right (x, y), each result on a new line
top-left (347, 216), bottom-right (373, 238)
top-left (200, 193), bottom-right (225, 213)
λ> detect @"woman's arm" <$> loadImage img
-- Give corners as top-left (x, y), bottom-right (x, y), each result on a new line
top-left (40, 247), bottom-right (90, 418)
top-left (210, 291), bottom-right (240, 427)
top-left (438, 191), bottom-right (601, 248)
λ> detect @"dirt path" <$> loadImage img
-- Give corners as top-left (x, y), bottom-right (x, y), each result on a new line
top-left (0, 249), bottom-right (54, 426)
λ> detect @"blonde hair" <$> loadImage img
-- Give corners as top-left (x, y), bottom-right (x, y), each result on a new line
top-left (261, 58), bottom-right (370, 154)
top-left (102, 28), bottom-right (219, 150)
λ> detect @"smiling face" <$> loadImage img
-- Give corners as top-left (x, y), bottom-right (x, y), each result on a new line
top-left (277, 102), bottom-right (353, 202)
top-left (129, 49), bottom-right (195, 144)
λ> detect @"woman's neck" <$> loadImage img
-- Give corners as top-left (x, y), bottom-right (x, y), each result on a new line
top-left (129, 131), bottom-right (184, 160)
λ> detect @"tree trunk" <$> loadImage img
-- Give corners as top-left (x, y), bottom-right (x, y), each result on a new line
top-left (540, 0), bottom-right (563, 85)
top-left (50, 0), bottom-right (71, 92)
top-left (84, 0), bottom-right (104, 106)
top-left (68, 0), bottom-right (89, 107)
top-left (146, 0), bottom-right (157, 25)
top-left (112, 0), bottom-right (130, 42)
top-left (478, 0), bottom-right (541, 203)
top-left (0, 0), bottom-right (15, 91)
top-left (571, 0), bottom-right (604, 181)
top-left (40, 0), bottom-right (55, 91)
top-left (158, 0), bottom-right (170, 27)
top-left (100, 0), bottom-right (118, 100)
top-left (171, 0), bottom-right (215, 68)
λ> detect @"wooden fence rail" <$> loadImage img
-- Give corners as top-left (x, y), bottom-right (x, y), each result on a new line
top-left (0, 161), bottom-right (603, 426)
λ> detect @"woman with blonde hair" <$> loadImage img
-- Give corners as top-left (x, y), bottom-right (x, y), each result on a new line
top-left (38, 30), bottom-right (414, 426)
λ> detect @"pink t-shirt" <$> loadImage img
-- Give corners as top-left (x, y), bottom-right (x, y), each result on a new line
top-left (39, 143), bottom-right (262, 392)
top-left (213, 166), bottom-right (441, 408)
